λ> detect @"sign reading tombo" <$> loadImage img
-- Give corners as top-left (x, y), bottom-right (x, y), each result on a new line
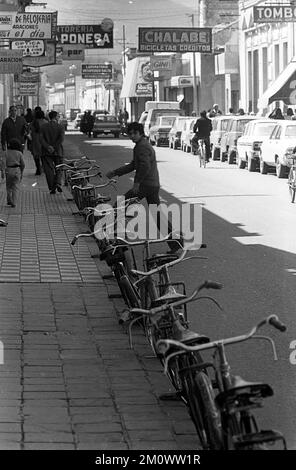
top-left (138, 27), bottom-right (212, 53)
top-left (254, 5), bottom-right (296, 22)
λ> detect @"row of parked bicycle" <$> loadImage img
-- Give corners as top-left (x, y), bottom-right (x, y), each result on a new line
top-left (58, 156), bottom-right (288, 450)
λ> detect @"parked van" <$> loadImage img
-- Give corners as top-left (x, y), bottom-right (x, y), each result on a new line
top-left (139, 101), bottom-right (183, 136)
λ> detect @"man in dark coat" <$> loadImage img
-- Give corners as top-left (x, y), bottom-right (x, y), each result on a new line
top-left (192, 110), bottom-right (212, 162)
top-left (1, 105), bottom-right (27, 152)
top-left (106, 122), bottom-right (182, 252)
top-left (39, 110), bottom-right (64, 194)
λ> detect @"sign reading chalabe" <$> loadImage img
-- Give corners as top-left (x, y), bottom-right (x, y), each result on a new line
top-left (138, 27), bottom-right (212, 53)
top-left (254, 5), bottom-right (296, 22)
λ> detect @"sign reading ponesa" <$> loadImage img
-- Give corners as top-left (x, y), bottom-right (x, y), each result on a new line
top-left (57, 25), bottom-right (113, 48)
top-left (138, 27), bottom-right (212, 53)
top-left (254, 5), bottom-right (296, 22)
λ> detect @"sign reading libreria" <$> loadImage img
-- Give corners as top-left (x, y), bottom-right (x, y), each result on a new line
top-left (254, 5), bottom-right (296, 22)
top-left (138, 27), bottom-right (212, 53)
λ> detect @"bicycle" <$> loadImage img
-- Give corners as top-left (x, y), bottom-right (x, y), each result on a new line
top-left (157, 294), bottom-right (287, 450)
top-left (287, 154), bottom-right (296, 203)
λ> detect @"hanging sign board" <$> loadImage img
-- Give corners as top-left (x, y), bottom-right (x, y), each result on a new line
top-left (150, 55), bottom-right (172, 71)
top-left (11, 39), bottom-right (45, 57)
top-left (82, 63), bottom-right (113, 79)
top-left (19, 82), bottom-right (38, 95)
top-left (0, 49), bottom-right (23, 73)
top-left (22, 41), bottom-right (56, 66)
top-left (0, 11), bottom-right (58, 39)
top-left (56, 44), bottom-right (85, 61)
top-left (57, 23), bottom-right (113, 48)
top-left (138, 27), bottom-right (212, 53)
top-left (254, 5), bottom-right (296, 22)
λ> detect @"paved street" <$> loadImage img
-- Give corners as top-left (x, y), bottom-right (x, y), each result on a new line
top-left (69, 128), bottom-right (296, 449)
top-left (0, 138), bottom-right (199, 450)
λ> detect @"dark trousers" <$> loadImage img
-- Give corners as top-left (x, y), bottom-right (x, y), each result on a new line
top-left (41, 154), bottom-right (63, 191)
top-left (125, 185), bottom-right (182, 251)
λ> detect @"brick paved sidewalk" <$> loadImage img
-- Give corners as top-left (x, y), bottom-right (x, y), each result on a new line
top-left (0, 138), bottom-right (198, 450)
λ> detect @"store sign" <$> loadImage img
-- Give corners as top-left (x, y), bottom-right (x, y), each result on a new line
top-left (11, 40), bottom-right (45, 57)
top-left (57, 23), bottom-right (113, 48)
top-left (18, 71), bottom-right (40, 83)
top-left (150, 55), bottom-right (172, 71)
top-left (56, 44), bottom-right (85, 61)
top-left (19, 81), bottom-right (38, 95)
top-left (82, 63), bottom-right (113, 79)
top-left (23, 41), bottom-right (56, 66)
top-left (138, 27), bottom-right (212, 53)
top-left (135, 83), bottom-right (153, 96)
top-left (254, 5), bottom-right (296, 22)
top-left (0, 11), bottom-right (58, 39)
top-left (0, 49), bottom-right (23, 73)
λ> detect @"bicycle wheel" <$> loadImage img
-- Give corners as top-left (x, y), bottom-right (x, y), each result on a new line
top-left (288, 168), bottom-right (296, 203)
top-left (182, 370), bottom-right (223, 449)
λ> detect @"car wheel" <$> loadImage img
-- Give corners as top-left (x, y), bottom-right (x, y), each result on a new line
top-left (156, 139), bottom-right (160, 147)
top-left (259, 158), bottom-right (268, 175)
top-left (247, 157), bottom-right (256, 172)
top-left (221, 152), bottom-right (227, 162)
top-left (212, 147), bottom-right (220, 160)
top-left (114, 133), bottom-right (120, 138)
top-left (237, 156), bottom-right (246, 169)
top-left (93, 133), bottom-right (97, 138)
top-left (276, 158), bottom-right (287, 178)
top-left (228, 151), bottom-right (236, 164)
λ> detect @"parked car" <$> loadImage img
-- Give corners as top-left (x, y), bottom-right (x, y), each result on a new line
top-left (58, 114), bottom-right (67, 131)
top-left (149, 115), bottom-right (177, 146)
top-left (180, 118), bottom-right (196, 152)
top-left (259, 121), bottom-right (296, 177)
top-left (168, 116), bottom-right (191, 149)
top-left (220, 115), bottom-right (258, 164)
top-left (92, 114), bottom-right (121, 138)
top-left (210, 116), bottom-right (233, 160)
top-left (144, 108), bottom-right (184, 137)
top-left (74, 113), bottom-right (84, 129)
top-left (236, 119), bottom-right (279, 171)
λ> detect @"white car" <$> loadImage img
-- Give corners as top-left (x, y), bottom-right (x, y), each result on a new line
top-left (236, 119), bottom-right (279, 172)
top-left (260, 120), bottom-right (296, 177)
top-left (180, 118), bottom-right (196, 152)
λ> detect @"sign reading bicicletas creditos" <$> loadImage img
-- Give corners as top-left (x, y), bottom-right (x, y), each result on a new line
top-left (138, 27), bottom-right (212, 53)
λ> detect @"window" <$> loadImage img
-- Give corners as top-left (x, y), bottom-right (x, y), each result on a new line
top-left (253, 123), bottom-right (277, 137)
top-left (274, 44), bottom-right (280, 78)
top-left (237, 120), bottom-right (251, 133)
top-left (262, 47), bottom-right (268, 92)
top-left (285, 125), bottom-right (296, 137)
top-left (283, 42), bottom-right (288, 69)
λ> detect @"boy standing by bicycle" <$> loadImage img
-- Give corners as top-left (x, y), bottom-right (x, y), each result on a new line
top-left (192, 110), bottom-right (212, 162)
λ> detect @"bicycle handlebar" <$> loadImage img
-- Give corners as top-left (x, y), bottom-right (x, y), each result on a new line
top-left (71, 179), bottom-right (117, 191)
top-left (157, 314), bottom-right (287, 358)
top-left (129, 280), bottom-right (223, 317)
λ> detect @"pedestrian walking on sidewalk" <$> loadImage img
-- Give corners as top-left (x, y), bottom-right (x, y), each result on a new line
top-left (40, 110), bottom-right (64, 194)
top-left (106, 122), bottom-right (183, 253)
top-left (3, 138), bottom-right (25, 208)
top-left (1, 105), bottom-right (27, 152)
top-left (31, 110), bottom-right (47, 175)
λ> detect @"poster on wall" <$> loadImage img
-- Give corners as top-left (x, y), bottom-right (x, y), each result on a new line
top-left (135, 57), bottom-right (153, 97)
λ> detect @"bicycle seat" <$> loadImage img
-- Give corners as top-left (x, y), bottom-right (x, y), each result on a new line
top-left (215, 375), bottom-right (273, 408)
top-left (171, 320), bottom-right (210, 346)
top-left (147, 253), bottom-right (179, 268)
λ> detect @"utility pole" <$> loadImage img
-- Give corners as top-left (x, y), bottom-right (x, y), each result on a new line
top-left (189, 8), bottom-right (199, 114)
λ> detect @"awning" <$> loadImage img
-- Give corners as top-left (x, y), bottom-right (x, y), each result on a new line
top-left (258, 59), bottom-right (296, 108)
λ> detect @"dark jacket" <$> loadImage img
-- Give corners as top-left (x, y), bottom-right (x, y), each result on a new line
top-left (114, 136), bottom-right (160, 187)
top-left (39, 120), bottom-right (64, 156)
top-left (1, 116), bottom-right (27, 149)
top-left (193, 116), bottom-right (212, 138)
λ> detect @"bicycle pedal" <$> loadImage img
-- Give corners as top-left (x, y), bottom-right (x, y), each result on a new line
top-left (158, 391), bottom-right (182, 401)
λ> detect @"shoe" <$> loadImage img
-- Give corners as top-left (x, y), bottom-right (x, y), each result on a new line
top-left (50, 189), bottom-right (56, 194)
top-left (56, 185), bottom-right (63, 193)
